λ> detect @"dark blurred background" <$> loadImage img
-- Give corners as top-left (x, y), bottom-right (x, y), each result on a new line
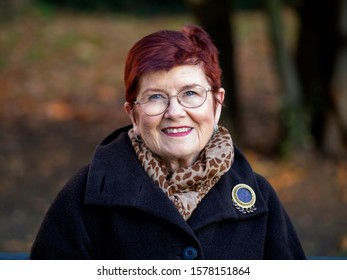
top-left (0, 0), bottom-right (346, 257)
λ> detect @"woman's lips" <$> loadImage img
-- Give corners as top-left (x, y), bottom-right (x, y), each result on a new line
top-left (162, 127), bottom-right (193, 136)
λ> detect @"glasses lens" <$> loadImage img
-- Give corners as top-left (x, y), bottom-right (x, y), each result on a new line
top-left (139, 92), bottom-right (168, 116)
top-left (178, 86), bottom-right (207, 108)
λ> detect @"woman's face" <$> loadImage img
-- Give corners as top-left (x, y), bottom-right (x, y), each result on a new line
top-left (125, 65), bottom-right (224, 172)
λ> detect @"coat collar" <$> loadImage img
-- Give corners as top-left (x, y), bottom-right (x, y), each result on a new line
top-left (85, 126), bottom-right (268, 232)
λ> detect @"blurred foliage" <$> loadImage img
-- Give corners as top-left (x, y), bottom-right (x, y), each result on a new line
top-left (33, 0), bottom-right (298, 14)
top-left (35, 0), bottom-right (187, 14)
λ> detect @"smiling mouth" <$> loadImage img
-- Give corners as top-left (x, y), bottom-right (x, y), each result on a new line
top-left (162, 127), bottom-right (193, 135)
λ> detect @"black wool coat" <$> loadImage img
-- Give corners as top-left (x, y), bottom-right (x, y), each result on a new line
top-left (30, 126), bottom-right (306, 260)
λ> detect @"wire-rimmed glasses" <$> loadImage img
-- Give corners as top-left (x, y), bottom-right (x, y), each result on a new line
top-left (133, 85), bottom-right (211, 116)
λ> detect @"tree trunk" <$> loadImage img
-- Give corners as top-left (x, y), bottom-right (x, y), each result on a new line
top-left (324, 0), bottom-right (347, 157)
top-left (264, 0), bottom-right (308, 153)
top-left (295, 0), bottom-right (341, 151)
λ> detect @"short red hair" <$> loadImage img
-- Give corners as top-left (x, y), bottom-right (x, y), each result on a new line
top-left (124, 24), bottom-right (222, 104)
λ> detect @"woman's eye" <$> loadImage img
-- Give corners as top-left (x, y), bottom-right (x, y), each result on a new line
top-left (183, 90), bottom-right (198, 97)
top-left (147, 93), bottom-right (166, 101)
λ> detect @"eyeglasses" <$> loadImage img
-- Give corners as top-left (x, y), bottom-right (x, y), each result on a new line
top-left (133, 85), bottom-right (212, 116)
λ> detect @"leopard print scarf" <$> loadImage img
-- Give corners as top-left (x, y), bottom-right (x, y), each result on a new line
top-left (128, 126), bottom-right (234, 220)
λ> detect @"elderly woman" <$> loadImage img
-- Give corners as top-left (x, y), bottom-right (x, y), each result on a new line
top-left (30, 24), bottom-right (305, 260)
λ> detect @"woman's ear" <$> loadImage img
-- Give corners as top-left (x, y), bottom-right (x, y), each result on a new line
top-left (124, 102), bottom-right (138, 131)
top-left (214, 88), bottom-right (225, 123)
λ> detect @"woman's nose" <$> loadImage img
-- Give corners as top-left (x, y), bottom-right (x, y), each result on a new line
top-left (164, 96), bottom-right (186, 118)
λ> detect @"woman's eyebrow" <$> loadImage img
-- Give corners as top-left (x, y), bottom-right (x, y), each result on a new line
top-left (141, 83), bottom-right (202, 95)
top-left (179, 83), bottom-right (200, 89)
top-left (140, 88), bottom-right (167, 95)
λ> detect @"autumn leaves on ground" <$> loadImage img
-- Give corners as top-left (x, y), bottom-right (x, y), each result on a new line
top-left (0, 8), bottom-right (346, 257)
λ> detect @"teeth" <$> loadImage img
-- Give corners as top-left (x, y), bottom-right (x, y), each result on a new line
top-left (164, 127), bottom-right (191, 134)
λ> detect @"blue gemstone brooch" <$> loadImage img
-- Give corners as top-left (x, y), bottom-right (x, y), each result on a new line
top-left (231, 184), bottom-right (257, 214)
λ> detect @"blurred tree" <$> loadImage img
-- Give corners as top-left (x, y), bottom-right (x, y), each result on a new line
top-left (185, 0), bottom-right (240, 138)
top-left (295, 0), bottom-right (347, 156)
top-left (323, 0), bottom-right (347, 157)
top-left (264, 0), bottom-right (308, 153)
top-left (36, 0), bottom-right (186, 14)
